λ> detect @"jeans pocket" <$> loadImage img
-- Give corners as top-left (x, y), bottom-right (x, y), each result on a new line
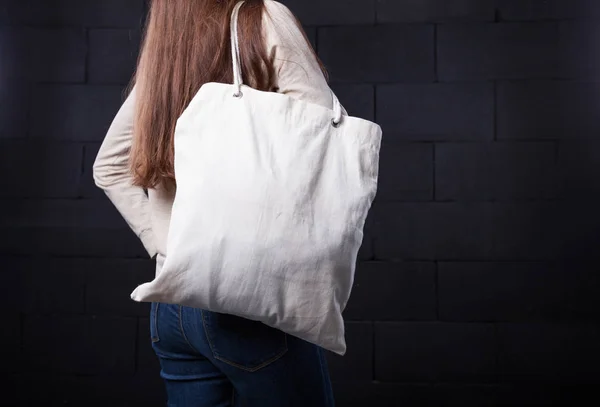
top-left (202, 311), bottom-right (288, 372)
top-left (150, 302), bottom-right (160, 343)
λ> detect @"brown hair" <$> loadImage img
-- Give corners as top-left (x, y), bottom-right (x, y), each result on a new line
top-left (129, 0), bottom-right (323, 189)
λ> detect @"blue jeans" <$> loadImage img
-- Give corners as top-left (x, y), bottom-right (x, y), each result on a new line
top-left (150, 302), bottom-right (335, 407)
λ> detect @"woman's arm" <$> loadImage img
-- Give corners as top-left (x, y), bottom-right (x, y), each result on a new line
top-left (263, 0), bottom-right (342, 111)
top-left (92, 87), bottom-right (157, 258)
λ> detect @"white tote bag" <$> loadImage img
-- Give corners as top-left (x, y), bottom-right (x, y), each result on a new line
top-left (131, 1), bottom-right (382, 355)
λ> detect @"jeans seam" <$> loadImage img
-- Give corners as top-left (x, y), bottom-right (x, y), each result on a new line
top-left (202, 311), bottom-right (288, 372)
top-left (201, 309), bottom-right (217, 354)
top-left (178, 305), bottom-right (200, 354)
top-left (214, 339), bottom-right (288, 372)
top-left (151, 302), bottom-right (160, 343)
top-left (317, 347), bottom-right (334, 406)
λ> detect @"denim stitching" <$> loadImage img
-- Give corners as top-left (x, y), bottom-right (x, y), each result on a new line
top-left (202, 311), bottom-right (288, 372)
top-left (317, 347), bottom-right (334, 406)
top-left (213, 341), bottom-right (288, 373)
top-left (178, 305), bottom-right (200, 354)
top-left (151, 302), bottom-right (160, 343)
top-left (201, 310), bottom-right (216, 353)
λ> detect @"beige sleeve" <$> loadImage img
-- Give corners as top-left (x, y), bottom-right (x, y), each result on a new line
top-left (92, 86), bottom-right (157, 258)
top-left (262, 0), bottom-right (339, 110)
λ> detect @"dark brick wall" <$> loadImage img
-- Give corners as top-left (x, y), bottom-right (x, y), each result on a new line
top-left (1, 0), bottom-right (600, 405)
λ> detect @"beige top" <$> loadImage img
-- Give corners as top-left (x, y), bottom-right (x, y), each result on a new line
top-left (93, 0), bottom-right (336, 259)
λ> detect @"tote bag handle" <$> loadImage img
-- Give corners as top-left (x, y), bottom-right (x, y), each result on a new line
top-left (229, 1), bottom-right (343, 125)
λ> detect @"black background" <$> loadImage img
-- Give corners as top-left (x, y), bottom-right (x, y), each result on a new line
top-left (1, 0), bottom-right (600, 405)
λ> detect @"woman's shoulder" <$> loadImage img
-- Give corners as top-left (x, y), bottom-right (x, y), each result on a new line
top-left (263, 0), bottom-right (292, 16)
top-left (261, 0), bottom-right (306, 47)
top-left (262, 0), bottom-right (297, 26)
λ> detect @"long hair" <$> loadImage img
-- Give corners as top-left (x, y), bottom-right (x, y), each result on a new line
top-left (129, 0), bottom-right (323, 189)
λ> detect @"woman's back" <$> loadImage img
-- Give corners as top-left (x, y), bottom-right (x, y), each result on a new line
top-left (93, 0), bottom-right (335, 260)
top-left (93, 1), bottom-right (337, 405)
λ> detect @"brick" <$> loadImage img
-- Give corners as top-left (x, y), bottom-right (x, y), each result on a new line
top-left (1, 199), bottom-right (128, 229)
top-left (0, 227), bottom-right (150, 258)
top-left (438, 23), bottom-right (562, 81)
top-left (326, 322), bottom-right (372, 382)
top-left (497, 0), bottom-right (599, 21)
top-left (5, 375), bottom-right (20, 405)
top-left (80, 143), bottom-right (105, 198)
top-left (31, 85), bottom-right (125, 141)
top-left (1, 258), bottom-right (154, 317)
top-left (377, 143), bottom-right (433, 201)
top-left (372, 203), bottom-right (494, 260)
top-left (6, 258), bottom-right (86, 314)
top-left (373, 202), bottom-right (574, 261)
top-left (490, 203), bottom-right (563, 260)
top-left (559, 22), bottom-right (600, 80)
top-left (0, 80), bottom-right (29, 138)
top-left (1, 313), bottom-right (20, 374)
top-left (0, 262), bottom-right (22, 311)
top-left (32, 28), bottom-right (87, 82)
top-left (0, 141), bottom-right (82, 198)
top-left (377, 83), bottom-right (493, 142)
top-left (89, 29), bottom-right (141, 84)
top-left (344, 261), bottom-right (436, 320)
top-left (332, 383), bottom-right (433, 407)
top-left (358, 213), bottom-right (375, 261)
top-left (377, 0), bottom-right (495, 23)
top-left (499, 383), bottom-right (600, 406)
top-left (497, 81), bottom-right (600, 140)
top-left (435, 142), bottom-right (557, 201)
top-left (319, 26), bottom-right (434, 83)
top-left (560, 205), bottom-right (600, 260)
top-left (375, 322), bottom-right (497, 381)
top-left (304, 26), bottom-right (317, 50)
top-left (107, 373), bottom-right (167, 406)
top-left (10, 0), bottom-right (145, 27)
top-left (0, 2), bottom-right (7, 24)
top-left (86, 259), bottom-right (155, 316)
top-left (23, 315), bottom-right (136, 375)
top-left (557, 141), bottom-right (600, 198)
top-left (497, 323), bottom-right (600, 382)
top-left (439, 262), bottom-right (600, 321)
top-left (433, 384), bottom-right (511, 407)
top-left (9, 373), bottom-right (166, 407)
top-left (331, 84), bottom-right (374, 122)
top-left (0, 28), bottom-right (86, 82)
top-left (0, 28), bottom-right (27, 81)
top-left (281, 0), bottom-right (375, 25)
top-left (562, 203), bottom-right (600, 254)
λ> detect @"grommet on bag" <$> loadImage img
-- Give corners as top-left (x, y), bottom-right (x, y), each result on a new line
top-left (331, 89), bottom-right (343, 127)
top-left (233, 90), bottom-right (243, 98)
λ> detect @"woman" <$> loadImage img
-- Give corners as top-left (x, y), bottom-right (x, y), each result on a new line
top-left (93, 0), bottom-right (336, 406)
